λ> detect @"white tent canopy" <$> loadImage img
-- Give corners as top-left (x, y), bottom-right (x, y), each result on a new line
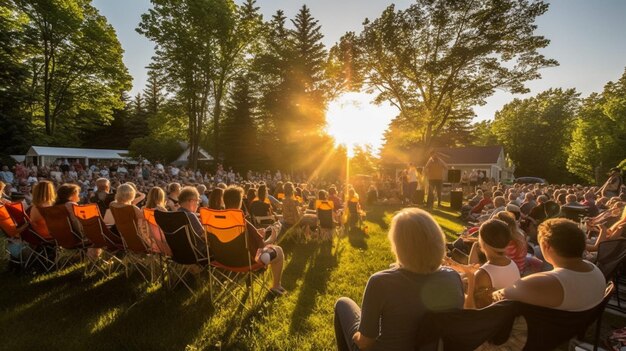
top-left (26, 146), bottom-right (128, 166)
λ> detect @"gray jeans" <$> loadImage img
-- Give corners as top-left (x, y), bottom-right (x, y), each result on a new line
top-left (334, 297), bottom-right (361, 351)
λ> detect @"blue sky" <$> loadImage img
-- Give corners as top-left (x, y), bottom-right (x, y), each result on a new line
top-left (93, 0), bottom-right (626, 122)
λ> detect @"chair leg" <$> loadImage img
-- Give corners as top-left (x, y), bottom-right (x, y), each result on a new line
top-left (593, 313), bottom-right (602, 351)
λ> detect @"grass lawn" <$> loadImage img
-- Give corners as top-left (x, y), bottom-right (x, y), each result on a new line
top-left (0, 204), bottom-right (621, 350)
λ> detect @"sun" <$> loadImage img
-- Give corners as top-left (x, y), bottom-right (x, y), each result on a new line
top-left (325, 92), bottom-right (397, 156)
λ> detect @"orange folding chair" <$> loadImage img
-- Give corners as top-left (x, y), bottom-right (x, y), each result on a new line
top-left (199, 208), bottom-right (268, 307)
top-left (3, 203), bottom-right (56, 273)
top-left (73, 204), bottom-right (123, 277)
top-left (1, 204), bottom-right (32, 271)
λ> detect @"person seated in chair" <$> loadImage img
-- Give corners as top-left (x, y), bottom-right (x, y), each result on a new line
top-left (89, 178), bottom-right (115, 216)
top-left (448, 219), bottom-right (521, 309)
top-left (249, 185), bottom-right (274, 225)
top-left (223, 186), bottom-right (286, 295)
top-left (493, 218), bottom-right (606, 312)
top-left (334, 208), bottom-right (464, 351)
top-left (176, 186), bottom-right (208, 253)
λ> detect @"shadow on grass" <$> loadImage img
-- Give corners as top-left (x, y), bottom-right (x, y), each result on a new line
top-left (289, 240), bottom-right (338, 335)
top-left (362, 204), bottom-right (402, 230)
top-left (0, 262), bottom-right (221, 351)
top-left (347, 227), bottom-right (369, 250)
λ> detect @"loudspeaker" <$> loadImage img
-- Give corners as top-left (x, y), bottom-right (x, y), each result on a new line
top-left (450, 190), bottom-right (463, 210)
top-left (448, 169), bottom-right (461, 183)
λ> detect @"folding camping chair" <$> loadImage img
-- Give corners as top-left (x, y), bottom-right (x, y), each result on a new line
top-left (154, 210), bottom-right (209, 294)
top-left (4, 202), bottom-right (56, 272)
top-left (522, 282), bottom-right (615, 351)
top-left (72, 204), bottom-right (124, 277)
top-left (0, 203), bottom-right (33, 271)
top-left (143, 208), bottom-right (172, 256)
top-left (316, 199), bottom-right (340, 241)
top-left (199, 208), bottom-right (268, 308)
top-left (596, 238), bottom-right (626, 312)
top-left (39, 205), bottom-right (88, 271)
top-left (110, 205), bottom-right (159, 284)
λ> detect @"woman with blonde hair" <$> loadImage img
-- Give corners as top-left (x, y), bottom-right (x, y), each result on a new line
top-left (142, 186), bottom-right (170, 255)
top-left (334, 208), bottom-right (464, 351)
top-left (143, 187), bottom-right (167, 211)
top-left (28, 181), bottom-right (57, 239)
top-left (108, 184), bottom-right (150, 245)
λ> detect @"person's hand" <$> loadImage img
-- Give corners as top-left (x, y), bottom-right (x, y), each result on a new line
top-left (444, 257), bottom-right (479, 273)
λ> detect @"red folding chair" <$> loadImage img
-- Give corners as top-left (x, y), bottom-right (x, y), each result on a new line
top-left (39, 205), bottom-right (87, 271)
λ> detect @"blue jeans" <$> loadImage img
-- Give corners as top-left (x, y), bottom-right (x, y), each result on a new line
top-left (334, 297), bottom-right (361, 351)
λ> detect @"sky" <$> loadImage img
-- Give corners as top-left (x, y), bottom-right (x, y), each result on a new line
top-left (93, 0), bottom-right (626, 151)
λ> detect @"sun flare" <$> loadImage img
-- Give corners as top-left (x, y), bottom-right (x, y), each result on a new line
top-left (325, 92), bottom-right (397, 156)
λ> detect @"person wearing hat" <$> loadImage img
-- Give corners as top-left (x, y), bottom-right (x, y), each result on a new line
top-left (598, 167), bottom-right (622, 198)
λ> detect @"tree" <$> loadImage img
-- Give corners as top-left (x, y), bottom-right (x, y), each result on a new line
top-left (16, 0), bottom-right (130, 139)
top-left (351, 145), bottom-right (378, 176)
top-left (335, 0), bottom-right (557, 157)
top-left (221, 76), bottom-right (259, 171)
top-left (253, 6), bottom-right (331, 172)
top-left (492, 88), bottom-right (579, 182)
top-left (143, 68), bottom-right (166, 117)
top-left (138, 0), bottom-right (262, 169)
top-left (470, 120), bottom-right (499, 146)
top-left (568, 69), bottom-right (626, 183)
top-left (0, 2), bottom-right (31, 154)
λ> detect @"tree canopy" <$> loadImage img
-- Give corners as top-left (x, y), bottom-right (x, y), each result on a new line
top-left (335, 0), bottom-right (556, 160)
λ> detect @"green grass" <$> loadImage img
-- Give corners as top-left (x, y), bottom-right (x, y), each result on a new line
top-left (0, 205), bottom-right (619, 350)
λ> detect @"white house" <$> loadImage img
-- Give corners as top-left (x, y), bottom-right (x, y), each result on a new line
top-left (427, 145), bottom-right (515, 182)
top-left (173, 141), bottom-right (213, 166)
top-left (24, 146), bottom-right (128, 166)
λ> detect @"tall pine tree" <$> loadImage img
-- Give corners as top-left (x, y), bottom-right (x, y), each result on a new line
top-left (222, 76), bottom-right (259, 171)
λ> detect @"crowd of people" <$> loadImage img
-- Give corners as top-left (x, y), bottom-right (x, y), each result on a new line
top-left (2, 157), bottom-right (625, 349)
top-left (335, 168), bottom-right (626, 350)
top-left (1, 159), bottom-right (376, 296)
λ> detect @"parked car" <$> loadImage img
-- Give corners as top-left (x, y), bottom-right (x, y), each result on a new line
top-left (514, 177), bottom-right (547, 184)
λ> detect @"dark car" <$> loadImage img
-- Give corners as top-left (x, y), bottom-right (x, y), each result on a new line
top-left (514, 177), bottom-right (547, 184)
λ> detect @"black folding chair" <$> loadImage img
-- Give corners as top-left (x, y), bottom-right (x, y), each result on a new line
top-left (154, 211), bottom-right (209, 295)
top-left (596, 238), bottom-right (626, 312)
top-left (417, 301), bottom-right (517, 351)
top-left (520, 282), bottom-right (614, 351)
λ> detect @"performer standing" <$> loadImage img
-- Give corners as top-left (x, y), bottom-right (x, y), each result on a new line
top-left (424, 152), bottom-right (447, 208)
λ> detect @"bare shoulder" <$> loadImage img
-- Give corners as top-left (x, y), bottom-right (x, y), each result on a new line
top-left (502, 272), bottom-right (563, 308)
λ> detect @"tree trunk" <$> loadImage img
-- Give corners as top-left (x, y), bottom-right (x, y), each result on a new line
top-left (43, 40), bottom-right (52, 136)
top-left (213, 80), bottom-right (225, 162)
